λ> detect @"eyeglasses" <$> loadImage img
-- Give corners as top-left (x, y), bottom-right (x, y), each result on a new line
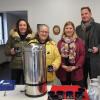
top-left (40, 31), bottom-right (49, 34)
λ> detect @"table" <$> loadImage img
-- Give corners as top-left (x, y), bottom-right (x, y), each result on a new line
top-left (0, 85), bottom-right (89, 100)
top-left (0, 85), bottom-right (51, 100)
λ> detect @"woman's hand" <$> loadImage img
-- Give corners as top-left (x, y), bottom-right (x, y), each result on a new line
top-left (62, 65), bottom-right (72, 72)
top-left (62, 65), bottom-right (78, 72)
top-left (48, 65), bottom-right (57, 72)
top-left (10, 48), bottom-right (16, 55)
top-left (70, 66), bottom-right (76, 71)
top-left (52, 64), bottom-right (57, 71)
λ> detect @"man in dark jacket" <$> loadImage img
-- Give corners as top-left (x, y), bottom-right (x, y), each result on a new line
top-left (76, 6), bottom-right (100, 88)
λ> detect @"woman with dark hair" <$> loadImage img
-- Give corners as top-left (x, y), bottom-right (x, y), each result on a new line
top-left (56, 21), bottom-right (85, 87)
top-left (29, 24), bottom-right (61, 85)
top-left (5, 19), bottom-right (34, 84)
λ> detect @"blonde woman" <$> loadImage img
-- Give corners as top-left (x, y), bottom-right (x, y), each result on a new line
top-left (56, 21), bottom-right (85, 87)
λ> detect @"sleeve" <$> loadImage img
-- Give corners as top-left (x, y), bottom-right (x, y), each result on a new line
top-left (51, 43), bottom-right (61, 70)
top-left (75, 38), bottom-right (85, 69)
top-left (96, 23), bottom-right (100, 55)
top-left (5, 36), bottom-right (13, 56)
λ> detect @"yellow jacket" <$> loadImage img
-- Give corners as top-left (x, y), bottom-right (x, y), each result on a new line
top-left (29, 39), bottom-right (61, 82)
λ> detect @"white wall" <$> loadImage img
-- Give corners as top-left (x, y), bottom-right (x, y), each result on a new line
top-left (0, 0), bottom-right (100, 32)
top-left (0, 0), bottom-right (100, 63)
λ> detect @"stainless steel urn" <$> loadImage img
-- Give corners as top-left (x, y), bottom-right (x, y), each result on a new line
top-left (23, 44), bottom-right (47, 97)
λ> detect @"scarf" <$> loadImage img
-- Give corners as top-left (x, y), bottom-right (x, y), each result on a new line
top-left (61, 33), bottom-right (77, 64)
top-left (81, 18), bottom-right (94, 32)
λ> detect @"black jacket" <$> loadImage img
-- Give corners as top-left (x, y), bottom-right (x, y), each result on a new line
top-left (76, 21), bottom-right (100, 78)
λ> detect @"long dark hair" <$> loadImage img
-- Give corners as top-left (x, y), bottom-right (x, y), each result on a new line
top-left (14, 19), bottom-right (32, 34)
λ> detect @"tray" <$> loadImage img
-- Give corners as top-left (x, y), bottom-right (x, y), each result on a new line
top-left (0, 80), bottom-right (16, 91)
top-left (49, 85), bottom-right (89, 100)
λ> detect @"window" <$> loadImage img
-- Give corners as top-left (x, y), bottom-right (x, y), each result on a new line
top-left (0, 13), bottom-right (4, 45)
top-left (0, 11), bottom-right (28, 45)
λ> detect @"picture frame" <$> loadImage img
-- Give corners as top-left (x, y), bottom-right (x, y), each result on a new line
top-left (53, 25), bottom-right (60, 35)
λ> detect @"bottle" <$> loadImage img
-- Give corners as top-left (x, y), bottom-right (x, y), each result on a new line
top-left (88, 82), bottom-right (99, 100)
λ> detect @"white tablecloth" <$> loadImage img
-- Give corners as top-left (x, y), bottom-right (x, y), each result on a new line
top-left (0, 85), bottom-right (51, 100)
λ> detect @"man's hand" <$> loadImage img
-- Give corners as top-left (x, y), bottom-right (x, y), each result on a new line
top-left (92, 47), bottom-right (99, 53)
